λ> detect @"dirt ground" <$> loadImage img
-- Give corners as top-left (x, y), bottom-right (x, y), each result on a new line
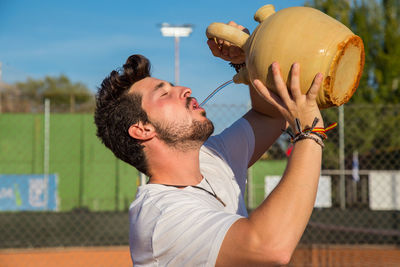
top-left (0, 246), bottom-right (132, 267)
top-left (291, 245), bottom-right (400, 267)
top-left (0, 245), bottom-right (399, 267)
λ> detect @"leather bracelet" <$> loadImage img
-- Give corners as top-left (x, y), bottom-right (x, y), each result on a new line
top-left (292, 132), bottom-right (325, 148)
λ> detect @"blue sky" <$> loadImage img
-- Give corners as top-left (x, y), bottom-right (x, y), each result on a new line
top-left (0, 0), bottom-right (306, 105)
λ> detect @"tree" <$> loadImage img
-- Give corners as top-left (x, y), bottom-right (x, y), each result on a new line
top-left (15, 75), bottom-right (94, 112)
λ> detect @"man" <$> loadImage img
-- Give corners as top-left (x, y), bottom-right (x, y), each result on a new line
top-left (95, 21), bottom-right (324, 266)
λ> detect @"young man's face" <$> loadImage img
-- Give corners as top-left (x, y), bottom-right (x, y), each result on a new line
top-left (129, 77), bottom-right (214, 147)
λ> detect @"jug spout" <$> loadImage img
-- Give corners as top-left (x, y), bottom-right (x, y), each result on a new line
top-left (233, 67), bottom-right (250, 85)
top-left (254, 5), bottom-right (275, 23)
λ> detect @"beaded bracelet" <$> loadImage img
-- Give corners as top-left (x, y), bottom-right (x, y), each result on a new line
top-left (229, 62), bottom-right (246, 73)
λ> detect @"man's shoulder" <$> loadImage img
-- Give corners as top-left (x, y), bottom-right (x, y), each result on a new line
top-left (129, 185), bottom-right (189, 236)
top-left (130, 184), bottom-right (177, 212)
top-left (130, 184), bottom-right (220, 216)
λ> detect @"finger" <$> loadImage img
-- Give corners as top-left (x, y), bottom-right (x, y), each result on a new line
top-left (253, 79), bottom-right (286, 109)
top-left (221, 40), bottom-right (230, 56)
top-left (288, 63), bottom-right (302, 99)
top-left (228, 41), bottom-right (245, 63)
top-left (228, 21), bottom-right (250, 34)
top-left (232, 46), bottom-right (243, 56)
top-left (228, 21), bottom-right (238, 26)
top-left (207, 38), bottom-right (219, 49)
top-left (237, 24), bottom-right (250, 34)
top-left (306, 72), bottom-right (323, 100)
top-left (229, 45), bottom-right (239, 58)
top-left (207, 39), bottom-right (222, 58)
top-left (271, 62), bottom-right (292, 103)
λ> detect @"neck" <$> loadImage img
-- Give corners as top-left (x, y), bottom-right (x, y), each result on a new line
top-left (145, 141), bottom-right (203, 186)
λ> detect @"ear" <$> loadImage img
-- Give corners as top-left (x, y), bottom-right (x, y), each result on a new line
top-left (128, 121), bottom-right (156, 141)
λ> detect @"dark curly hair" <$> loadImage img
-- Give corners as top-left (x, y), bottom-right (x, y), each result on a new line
top-left (94, 55), bottom-right (151, 175)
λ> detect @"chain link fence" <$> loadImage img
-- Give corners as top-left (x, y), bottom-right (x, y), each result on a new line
top-left (0, 103), bottom-right (399, 266)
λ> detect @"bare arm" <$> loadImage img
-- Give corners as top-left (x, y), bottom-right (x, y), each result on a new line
top-left (216, 62), bottom-right (324, 266)
top-left (242, 108), bottom-right (286, 167)
top-left (207, 21), bottom-right (325, 265)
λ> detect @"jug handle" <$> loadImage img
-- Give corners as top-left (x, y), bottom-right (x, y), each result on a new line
top-left (206, 23), bottom-right (250, 49)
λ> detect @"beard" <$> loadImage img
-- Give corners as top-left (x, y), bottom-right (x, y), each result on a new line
top-left (151, 112), bottom-right (214, 150)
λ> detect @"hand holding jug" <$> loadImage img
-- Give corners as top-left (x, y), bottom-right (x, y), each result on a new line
top-left (206, 4), bottom-right (365, 111)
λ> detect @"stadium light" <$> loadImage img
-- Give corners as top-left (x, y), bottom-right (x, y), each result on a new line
top-left (159, 23), bottom-right (193, 85)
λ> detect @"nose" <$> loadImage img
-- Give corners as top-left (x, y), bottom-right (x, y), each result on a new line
top-left (180, 86), bottom-right (192, 99)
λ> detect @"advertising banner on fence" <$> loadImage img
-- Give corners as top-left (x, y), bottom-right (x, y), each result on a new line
top-left (265, 175), bottom-right (332, 208)
top-left (0, 174), bottom-right (58, 211)
top-left (369, 171), bottom-right (400, 210)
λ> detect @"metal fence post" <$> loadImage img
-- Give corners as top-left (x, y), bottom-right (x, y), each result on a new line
top-left (339, 105), bottom-right (346, 210)
top-left (78, 115), bottom-right (85, 208)
top-left (44, 98), bottom-right (50, 210)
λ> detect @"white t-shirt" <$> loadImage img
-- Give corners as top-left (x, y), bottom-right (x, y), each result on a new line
top-left (129, 118), bottom-right (255, 266)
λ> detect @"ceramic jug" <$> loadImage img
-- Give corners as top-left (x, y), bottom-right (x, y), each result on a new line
top-left (206, 4), bottom-right (365, 110)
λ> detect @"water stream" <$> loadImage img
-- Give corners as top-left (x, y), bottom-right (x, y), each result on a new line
top-left (199, 80), bottom-right (234, 107)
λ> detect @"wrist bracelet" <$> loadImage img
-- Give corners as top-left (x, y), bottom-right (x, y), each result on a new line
top-left (283, 117), bottom-right (338, 149)
top-left (229, 62), bottom-right (245, 73)
top-left (292, 132), bottom-right (325, 148)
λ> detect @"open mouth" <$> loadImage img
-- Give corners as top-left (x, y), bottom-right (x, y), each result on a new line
top-left (187, 97), bottom-right (202, 110)
top-left (192, 99), bottom-right (200, 110)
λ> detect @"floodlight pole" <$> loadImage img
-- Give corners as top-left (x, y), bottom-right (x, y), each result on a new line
top-left (160, 24), bottom-right (193, 85)
top-left (174, 36), bottom-right (180, 85)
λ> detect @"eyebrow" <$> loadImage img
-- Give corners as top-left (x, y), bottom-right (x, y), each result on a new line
top-left (153, 82), bottom-right (174, 92)
top-left (153, 82), bottom-right (165, 92)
